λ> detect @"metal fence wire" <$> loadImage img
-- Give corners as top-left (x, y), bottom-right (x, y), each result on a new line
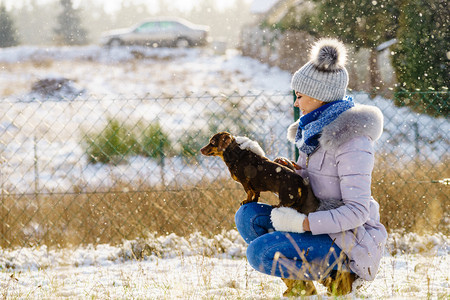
top-left (0, 91), bottom-right (448, 248)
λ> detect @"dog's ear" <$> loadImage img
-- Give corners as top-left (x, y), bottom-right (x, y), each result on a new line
top-left (218, 133), bottom-right (233, 151)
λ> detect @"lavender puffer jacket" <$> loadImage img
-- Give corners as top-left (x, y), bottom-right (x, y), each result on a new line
top-left (287, 104), bottom-right (387, 281)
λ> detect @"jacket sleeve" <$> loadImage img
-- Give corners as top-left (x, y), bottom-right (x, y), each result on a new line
top-left (308, 136), bottom-right (375, 234)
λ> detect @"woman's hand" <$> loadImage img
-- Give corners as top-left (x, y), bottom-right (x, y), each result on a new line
top-left (273, 157), bottom-right (301, 171)
top-left (270, 207), bottom-right (308, 233)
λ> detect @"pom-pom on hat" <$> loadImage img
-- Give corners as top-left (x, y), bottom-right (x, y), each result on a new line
top-left (291, 38), bottom-right (349, 102)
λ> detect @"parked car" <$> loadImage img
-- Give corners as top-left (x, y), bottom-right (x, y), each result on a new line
top-left (100, 17), bottom-right (209, 48)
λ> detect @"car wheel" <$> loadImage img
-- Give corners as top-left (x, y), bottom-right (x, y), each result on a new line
top-left (108, 39), bottom-right (123, 47)
top-left (175, 38), bottom-right (190, 48)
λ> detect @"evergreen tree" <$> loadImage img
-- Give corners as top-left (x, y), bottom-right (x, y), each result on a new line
top-left (311, 0), bottom-right (400, 91)
top-left (0, 4), bottom-right (19, 47)
top-left (312, 0), bottom-right (399, 49)
top-left (391, 0), bottom-right (449, 91)
top-left (54, 0), bottom-right (88, 45)
top-left (390, 0), bottom-right (449, 116)
top-left (274, 1), bottom-right (400, 91)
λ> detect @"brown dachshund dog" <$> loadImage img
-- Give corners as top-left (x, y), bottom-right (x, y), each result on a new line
top-left (200, 132), bottom-right (319, 214)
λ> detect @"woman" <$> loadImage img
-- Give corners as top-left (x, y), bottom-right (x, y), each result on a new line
top-left (235, 38), bottom-right (387, 296)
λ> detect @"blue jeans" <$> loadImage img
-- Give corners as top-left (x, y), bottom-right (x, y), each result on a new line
top-left (235, 202), bottom-right (351, 280)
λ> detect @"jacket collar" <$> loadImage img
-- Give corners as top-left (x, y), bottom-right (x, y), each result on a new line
top-left (287, 104), bottom-right (383, 151)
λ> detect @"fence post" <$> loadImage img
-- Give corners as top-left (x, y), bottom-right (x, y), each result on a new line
top-left (159, 139), bottom-right (166, 186)
top-left (293, 90), bottom-right (299, 161)
top-left (34, 135), bottom-right (45, 245)
top-left (1, 168), bottom-right (5, 248)
top-left (34, 135), bottom-right (39, 198)
top-left (413, 122), bottom-right (420, 158)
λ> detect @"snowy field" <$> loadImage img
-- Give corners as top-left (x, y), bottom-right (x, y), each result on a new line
top-left (1, 230), bottom-right (449, 299)
top-left (0, 46), bottom-right (448, 194)
top-left (0, 45), bottom-right (449, 299)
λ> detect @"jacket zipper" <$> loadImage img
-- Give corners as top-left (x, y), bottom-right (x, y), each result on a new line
top-left (305, 147), bottom-right (320, 168)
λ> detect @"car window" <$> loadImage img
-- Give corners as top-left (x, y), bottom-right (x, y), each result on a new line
top-left (136, 22), bottom-right (159, 33)
top-left (173, 22), bottom-right (188, 30)
top-left (159, 21), bottom-right (177, 31)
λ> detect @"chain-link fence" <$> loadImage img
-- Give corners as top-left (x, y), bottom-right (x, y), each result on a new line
top-left (0, 90), bottom-right (448, 249)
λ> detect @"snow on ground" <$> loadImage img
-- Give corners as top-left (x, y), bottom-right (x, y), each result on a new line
top-left (0, 230), bottom-right (449, 299)
top-left (0, 45), bottom-right (449, 298)
top-left (0, 45), bottom-right (291, 96)
top-left (0, 46), bottom-right (448, 193)
top-left (0, 46), bottom-right (296, 193)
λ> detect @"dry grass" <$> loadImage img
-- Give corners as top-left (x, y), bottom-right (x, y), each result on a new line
top-left (0, 60), bottom-right (54, 97)
top-left (373, 154), bottom-right (449, 235)
top-left (0, 179), bottom-right (279, 248)
top-left (1, 157), bottom-right (448, 249)
top-left (0, 63), bottom-right (31, 97)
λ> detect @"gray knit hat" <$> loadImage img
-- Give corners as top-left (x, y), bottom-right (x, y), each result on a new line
top-left (291, 38), bottom-right (349, 102)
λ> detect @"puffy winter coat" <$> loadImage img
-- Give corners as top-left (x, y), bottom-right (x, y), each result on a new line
top-left (287, 104), bottom-right (387, 281)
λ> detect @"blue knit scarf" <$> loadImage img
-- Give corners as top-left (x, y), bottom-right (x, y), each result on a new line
top-left (295, 96), bottom-right (355, 154)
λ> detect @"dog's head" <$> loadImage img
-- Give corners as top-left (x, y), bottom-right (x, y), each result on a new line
top-left (200, 132), bottom-right (235, 157)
